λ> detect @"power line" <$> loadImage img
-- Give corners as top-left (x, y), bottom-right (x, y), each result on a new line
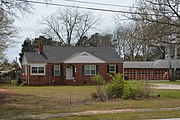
top-left (16, 0), bottom-right (129, 13)
top-left (64, 0), bottom-right (137, 9)
top-left (16, 0), bottom-right (164, 17)
top-left (65, 0), bottom-right (180, 13)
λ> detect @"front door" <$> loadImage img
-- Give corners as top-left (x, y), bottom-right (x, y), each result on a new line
top-left (66, 65), bottom-right (73, 80)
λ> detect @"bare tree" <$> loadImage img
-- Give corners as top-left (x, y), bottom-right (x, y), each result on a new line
top-left (128, 0), bottom-right (180, 79)
top-left (0, 0), bottom-right (34, 17)
top-left (113, 22), bottom-right (141, 60)
top-left (75, 10), bottom-right (98, 40)
top-left (0, 10), bottom-right (18, 61)
top-left (115, 0), bottom-right (180, 59)
top-left (41, 7), bottom-right (99, 46)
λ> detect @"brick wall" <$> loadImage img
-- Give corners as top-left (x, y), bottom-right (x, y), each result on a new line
top-left (26, 63), bottom-right (123, 86)
top-left (63, 63), bottom-right (123, 85)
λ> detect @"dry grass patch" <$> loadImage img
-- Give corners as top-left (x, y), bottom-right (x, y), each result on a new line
top-left (0, 85), bottom-right (180, 117)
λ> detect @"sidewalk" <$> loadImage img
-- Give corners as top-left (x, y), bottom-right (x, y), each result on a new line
top-left (1, 107), bottom-right (180, 120)
top-left (149, 118), bottom-right (180, 120)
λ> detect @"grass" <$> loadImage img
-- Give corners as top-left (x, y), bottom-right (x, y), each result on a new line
top-left (0, 84), bottom-right (180, 118)
top-left (152, 89), bottom-right (180, 98)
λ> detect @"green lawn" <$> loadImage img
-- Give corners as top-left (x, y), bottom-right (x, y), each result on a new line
top-left (0, 84), bottom-right (180, 118)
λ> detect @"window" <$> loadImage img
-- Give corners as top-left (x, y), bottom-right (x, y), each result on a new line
top-left (39, 67), bottom-right (44, 73)
top-left (84, 65), bottom-right (96, 75)
top-left (32, 67), bottom-right (38, 73)
top-left (109, 65), bottom-right (116, 73)
top-left (175, 69), bottom-right (180, 76)
top-left (54, 65), bottom-right (60, 76)
top-left (31, 67), bottom-right (45, 75)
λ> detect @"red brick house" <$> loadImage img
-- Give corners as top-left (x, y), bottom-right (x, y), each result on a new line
top-left (21, 44), bottom-right (123, 85)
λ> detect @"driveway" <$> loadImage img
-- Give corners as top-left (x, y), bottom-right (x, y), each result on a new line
top-left (149, 118), bottom-right (180, 120)
top-left (152, 83), bottom-right (180, 90)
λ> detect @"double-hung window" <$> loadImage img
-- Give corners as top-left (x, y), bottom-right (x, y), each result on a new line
top-left (32, 67), bottom-right (38, 74)
top-left (39, 67), bottom-right (45, 73)
top-left (54, 65), bottom-right (60, 76)
top-left (31, 67), bottom-right (45, 75)
top-left (84, 65), bottom-right (96, 75)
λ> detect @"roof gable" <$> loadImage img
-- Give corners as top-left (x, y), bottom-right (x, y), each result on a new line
top-left (64, 52), bottom-right (105, 63)
top-left (22, 54), bottom-right (28, 65)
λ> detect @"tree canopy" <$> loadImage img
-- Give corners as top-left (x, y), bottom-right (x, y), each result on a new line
top-left (41, 7), bottom-right (99, 46)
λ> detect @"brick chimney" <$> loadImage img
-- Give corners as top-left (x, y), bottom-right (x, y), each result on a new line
top-left (38, 41), bottom-right (43, 54)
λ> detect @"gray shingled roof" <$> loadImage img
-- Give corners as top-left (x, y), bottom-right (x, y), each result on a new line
top-left (24, 46), bottom-right (123, 63)
top-left (124, 61), bottom-right (154, 68)
top-left (124, 60), bottom-right (180, 69)
top-left (24, 52), bottom-right (48, 63)
top-left (153, 60), bottom-right (169, 68)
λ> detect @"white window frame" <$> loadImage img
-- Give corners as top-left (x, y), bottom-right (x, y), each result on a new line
top-left (109, 65), bottom-right (116, 73)
top-left (54, 65), bottom-right (60, 76)
top-left (84, 65), bottom-right (96, 75)
top-left (30, 64), bottom-right (46, 75)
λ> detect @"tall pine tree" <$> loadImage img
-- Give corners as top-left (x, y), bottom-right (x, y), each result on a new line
top-left (19, 38), bottom-right (35, 63)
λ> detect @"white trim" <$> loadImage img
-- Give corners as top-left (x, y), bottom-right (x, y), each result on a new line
top-left (30, 64), bottom-right (46, 75)
top-left (54, 65), bottom-right (60, 76)
top-left (22, 54), bottom-right (28, 65)
top-left (64, 52), bottom-right (105, 63)
top-left (84, 65), bottom-right (96, 75)
top-left (27, 65), bottom-right (29, 85)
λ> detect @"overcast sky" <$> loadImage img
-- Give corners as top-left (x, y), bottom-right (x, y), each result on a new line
top-left (5, 0), bottom-right (135, 62)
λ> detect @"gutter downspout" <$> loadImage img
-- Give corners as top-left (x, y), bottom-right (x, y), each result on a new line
top-left (27, 65), bottom-right (30, 85)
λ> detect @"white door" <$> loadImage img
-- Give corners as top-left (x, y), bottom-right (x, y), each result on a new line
top-left (66, 65), bottom-right (73, 80)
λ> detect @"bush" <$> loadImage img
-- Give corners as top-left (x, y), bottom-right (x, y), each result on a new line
top-left (122, 82), bottom-right (141, 99)
top-left (91, 74), bottom-right (105, 85)
top-left (17, 79), bottom-right (22, 85)
top-left (105, 73), bottom-right (125, 98)
top-left (106, 82), bottom-right (124, 98)
top-left (105, 74), bottom-right (151, 99)
top-left (10, 80), bottom-right (18, 85)
top-left (136, 81), bottom-right (151, 98)
top-left (91, 74), bottom-right (106, 100)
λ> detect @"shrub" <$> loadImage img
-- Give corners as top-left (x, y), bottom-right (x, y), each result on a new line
top-left (90, 74), bottom-right (106, 100)
top-left (17, 79), bottom-right (22, 85)
top-left (91, 74), bottom-right (105, 85)
top-left (105, 74), bottom-right (151, 99)
top-left (105, 73), bottom-right (125, 98)
top-left (136, 81), bottom-right (151, 98)
top-left (106, 82), bottom-right (124, 98)
top-left (10, 80), bottom-right (18, 85)
top-left (122, 82), bottom-right (141, 99)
